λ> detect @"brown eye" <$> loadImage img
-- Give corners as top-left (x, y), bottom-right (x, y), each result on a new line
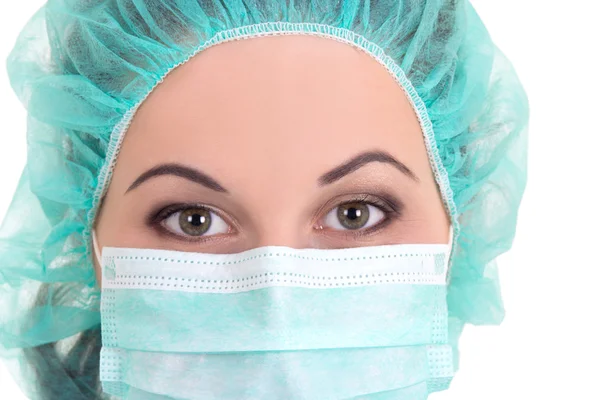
top-left (179, 208), bottom-right (211, 236)
top-left (323, 201), bottom-right (385, 231)
top-left (162, 207), bottom-right (229, 238)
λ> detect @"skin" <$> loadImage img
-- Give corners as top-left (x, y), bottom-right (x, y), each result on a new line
top-left (92, 34), bottom-right (450, 288)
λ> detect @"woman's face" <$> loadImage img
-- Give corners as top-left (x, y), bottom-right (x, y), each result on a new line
top-left (92, 35), bottom-right (450, 286)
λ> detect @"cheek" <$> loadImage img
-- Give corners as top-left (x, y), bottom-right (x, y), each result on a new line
top-left (415, 221), bottom-right (450, 243)
top-left (401, 191), bottom-right (450, 243)
top-left (418, 200), bottom-right (451, 243)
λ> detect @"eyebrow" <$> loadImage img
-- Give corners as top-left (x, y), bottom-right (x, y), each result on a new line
top-left (125, 163), bottom-right (228, 194)
top-left (317, 150), bottom-right (419, 186)
top-left (125, 150), bottom-right (418, 194)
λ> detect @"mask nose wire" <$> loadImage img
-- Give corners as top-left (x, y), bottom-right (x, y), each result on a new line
top-left (92, 229), bottom-right (102, 267)
top-left (89, 227), bottom-right (454, 274)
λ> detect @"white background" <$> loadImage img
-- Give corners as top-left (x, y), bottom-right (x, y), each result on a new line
top-left (1, 1), bottom-right (599, 399)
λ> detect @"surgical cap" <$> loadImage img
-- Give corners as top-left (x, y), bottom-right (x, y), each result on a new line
top-left (0, 1), bottom-right (529, 398)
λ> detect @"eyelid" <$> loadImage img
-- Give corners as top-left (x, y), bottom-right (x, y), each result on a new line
top-left (150, 203), bottom-right (229, 225)
top-left (314, 193), bottom-right (404, 236)
top-left (316, 193), bottom-right (403, 221)
top-left (148, 203), bottom-right (237, 241)
top-left (148, 192), bottom-right (404, 242)
top-left (162, 208), bottom-right (229, 238)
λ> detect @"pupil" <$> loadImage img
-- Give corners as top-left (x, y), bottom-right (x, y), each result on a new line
top-left (188, 214), bottom-right (205, 226)
top-left (345, 208), bottom-right (361, 220)
top-left (179, 208), bottom-right (211, 236)
top-left (337, 202), bottom-right (369, 230)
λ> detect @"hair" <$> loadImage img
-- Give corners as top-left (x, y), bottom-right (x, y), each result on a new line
top-left (22, 286), bottom-right (105, 399)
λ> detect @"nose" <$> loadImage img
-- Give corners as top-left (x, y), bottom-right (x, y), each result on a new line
top-left (249, 224), bottom-right (310, 249)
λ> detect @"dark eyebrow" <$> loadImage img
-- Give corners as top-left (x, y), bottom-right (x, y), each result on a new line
top-left (126, 151), bottom-right (416, 194)
top-left (125, 163), bottom-right (228, 194)
top-left (318, 150), bottom-right (419, 186)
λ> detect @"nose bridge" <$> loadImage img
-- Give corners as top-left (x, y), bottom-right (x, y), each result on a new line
top-left (237, 154), bottom-right (317, 249)
top-left (243, 187), bottom-right (314, 249)
top-left (250, 216), bottom-right (309, 248)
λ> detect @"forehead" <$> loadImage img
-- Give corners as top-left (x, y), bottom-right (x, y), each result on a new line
top-left (115, 34), bottom-right (432, 192)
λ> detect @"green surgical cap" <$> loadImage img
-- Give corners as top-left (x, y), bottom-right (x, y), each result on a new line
top-left (0, 1), bottom-right (529, 398)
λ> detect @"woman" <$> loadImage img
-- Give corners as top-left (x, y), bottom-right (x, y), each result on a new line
top-left (0, 1), bottom-right (529, 399)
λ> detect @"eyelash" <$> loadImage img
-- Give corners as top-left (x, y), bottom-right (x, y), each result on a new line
top-left (147, 193), bottom-right (403, 243)
top-left (318, 193), bottom-right (402, 239)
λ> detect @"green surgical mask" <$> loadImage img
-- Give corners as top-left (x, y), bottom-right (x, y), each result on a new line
top-left (93, 229), bottom-right (455, 399)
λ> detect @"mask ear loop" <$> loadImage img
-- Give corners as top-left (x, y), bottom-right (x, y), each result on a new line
top-left (92, 229), bottom-right (102, 268)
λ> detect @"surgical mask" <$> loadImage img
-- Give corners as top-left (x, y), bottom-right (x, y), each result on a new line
top-left (92, 229), bottom-right (455, 400)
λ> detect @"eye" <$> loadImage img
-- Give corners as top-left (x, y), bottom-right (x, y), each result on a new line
top-left (161, 206), bottom-right (229, 238)
top-left (322, 201), bottom-right (387, 231)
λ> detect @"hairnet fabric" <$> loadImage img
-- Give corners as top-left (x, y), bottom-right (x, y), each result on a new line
top-left (0, 1), bottom-right (529, 399)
